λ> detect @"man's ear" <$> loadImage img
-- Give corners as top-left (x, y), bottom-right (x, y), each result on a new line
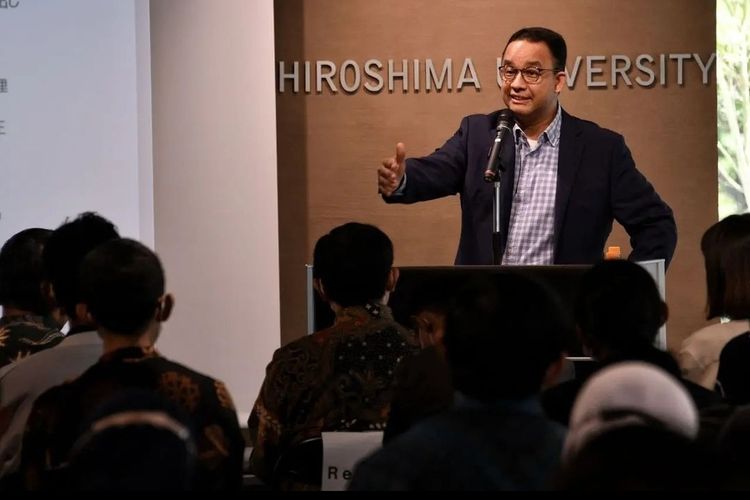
top-left (313, 278), bottom-right (328, 302)
top-left (41, 281), bottom-right (56, 308)
top-left (541, 353), bottom-right (568, 390)
top-left (386, 267), bottom-right (400, 292)
top-left (75, 303), bottom-right (95, 326)
top-left (156, 294), bottom-right (174, 323)
top-left (660, 301), bottom-right (669, 326)
top-left (554, 70), bottom-right (566, 94)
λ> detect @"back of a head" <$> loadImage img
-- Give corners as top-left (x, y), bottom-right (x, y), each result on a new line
top-left (312, 222), bottom-right (393, 307)
top-left (504, 26), bottom-right (567, 72)
top-left (713, 232), bottom-right (750, 320)
top-left (79, 238), bottom-right (165, 336)
top-left (67, 389), bottom-right (196, 491)
top-left (575, 260), bottom-right (664, 356)
top-left (42, 213), bottom-right (120, 318)
top-left (558, 425), bottom-right (709, 491)
top-left (701, 213), bottom-right (750, 319)
top-left (0, 228), bottom-right (52, 314)
top-left (564, 362), bottom-right (699, 463)
top-left (444, 273), bottom-right (568, 401)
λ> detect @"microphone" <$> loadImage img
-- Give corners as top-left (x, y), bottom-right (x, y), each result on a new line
top-left (483, 109), bottom-right (515, 183)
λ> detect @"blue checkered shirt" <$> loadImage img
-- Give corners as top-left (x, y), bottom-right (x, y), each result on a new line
top-left (501, 106), bottom-right (562, 265)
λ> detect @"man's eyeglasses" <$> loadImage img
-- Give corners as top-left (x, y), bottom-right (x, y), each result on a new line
top-left (498, 65), bottom-right (556, 84)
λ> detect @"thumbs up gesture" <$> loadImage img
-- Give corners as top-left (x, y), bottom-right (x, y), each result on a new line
top-left (378, 143), bottom-right (406, 196)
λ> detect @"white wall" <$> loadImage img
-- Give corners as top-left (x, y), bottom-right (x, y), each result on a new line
top-left (150, 0), bottom-right (280, 416)
top-left (0, 0), bottom-right (150, 245)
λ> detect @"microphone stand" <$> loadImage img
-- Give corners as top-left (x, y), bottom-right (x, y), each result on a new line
top-left (492, 178), bottom-right (502, 265)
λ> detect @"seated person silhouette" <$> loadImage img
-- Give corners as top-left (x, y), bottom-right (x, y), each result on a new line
top-left (0, 227), bottom-right (63, 372)
top-left (0, 213), bottom-right (119, 487)
top-left (350, 273), bottom-right (569, 491)
top-left (383, 276), bottom-right (458, 444)
top-left (679, 214), bottom-right (750, 391)
top-left (19, 238), bottom-right (244, 491)
top-left (247, 222), bottom-right (418, 489)
top-left (558, 362), bottom-right (710, 491)
top-left (542, 259), bottom-right (721, 426)
top-left (65, 388), bottom-right (197, 491)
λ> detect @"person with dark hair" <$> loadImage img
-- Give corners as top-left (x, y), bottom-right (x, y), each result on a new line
top-left (0, 228), bottom-right (62, 372)
top-left (65, 389), bottom-right (197, 492)
top-left (19, 238), bottom-right (245, 491)
top-left (542, 259), bottom-right (721, 427)
top-left (557, 362), bottom-right (711, 491)
top-left (378, 26), bottom-right (675, 267)
top-left (679, 214), bottom-right (750, 391)
top-left (382, 276), bottom-right (458, 444)
top-left (0, 213), bottom-right (119, 486)
top-left (349, 274), bottom-right (569, 491)
top-left (248, 222), bottom-right (418, 489)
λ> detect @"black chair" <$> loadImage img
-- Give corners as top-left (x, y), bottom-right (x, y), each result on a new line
top-left (270, 437), bottom-right (323, 490)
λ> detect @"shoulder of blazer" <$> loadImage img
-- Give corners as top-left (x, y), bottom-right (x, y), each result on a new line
top-left (560, 108), bottom-right (624, 145)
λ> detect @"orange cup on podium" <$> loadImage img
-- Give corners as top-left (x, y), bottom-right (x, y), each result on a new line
top-left (604, 246), bottom-right (622, 260)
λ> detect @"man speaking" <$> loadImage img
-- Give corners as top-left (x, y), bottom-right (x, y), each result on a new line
top-left (378, 27), bottom-right (676, 267)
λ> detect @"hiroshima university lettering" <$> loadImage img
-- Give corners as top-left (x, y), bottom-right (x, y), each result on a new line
top-left (277, 53), bottom-right (716, 94)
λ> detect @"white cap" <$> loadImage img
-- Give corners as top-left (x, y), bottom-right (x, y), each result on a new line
top-left (563, 361), bottom-right (699, 463)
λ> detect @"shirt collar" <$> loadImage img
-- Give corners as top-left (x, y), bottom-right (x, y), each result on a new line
top-left (100, 345), bottom-right (160, 363)
top-left (513, 104), bottom-right (562, 147)
top-left (335, 301), bottom-right (393, 324)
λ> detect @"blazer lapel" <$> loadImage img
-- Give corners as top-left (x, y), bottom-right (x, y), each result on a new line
top-left (554, 110), bottom-right (584, 254)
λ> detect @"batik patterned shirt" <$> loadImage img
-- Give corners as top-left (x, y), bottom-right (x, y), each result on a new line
top-left (20, 346), bottom-right (244, 491)
top-left (248, 302), bottom-right (418, 483)
top-left (0, 315), bottom-right (63, 372)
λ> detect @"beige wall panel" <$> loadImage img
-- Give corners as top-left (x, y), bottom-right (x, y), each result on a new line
top-left (151, 0), bottom-right (280, 414)
top-left (277, 0), bottom-right (717, 350)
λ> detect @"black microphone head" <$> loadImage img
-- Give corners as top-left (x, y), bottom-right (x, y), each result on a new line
top-left (497, 108), bottom-right (515, 129)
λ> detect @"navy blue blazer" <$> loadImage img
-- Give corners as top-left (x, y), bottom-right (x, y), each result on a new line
top-left (385, 109), bottom-right (677, 267)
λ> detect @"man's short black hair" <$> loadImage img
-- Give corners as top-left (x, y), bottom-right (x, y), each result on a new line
top-left (312, 222), bottom-right (393, 308)
top-left (504, 26), bottom-right (567, 72)
top-left (575, 260), bottom-right (665, 355)
top-left (444, 273), bottom-right (568, 401)
top-left (0, 228), bottom-right (53, 314)
top-left (79, 238), bottom-right (165, 335)
top-left (42, 212), bottom-right (120, 318)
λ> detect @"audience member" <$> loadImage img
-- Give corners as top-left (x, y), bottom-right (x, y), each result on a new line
top-left (383, 276), bottom-right (457, 444)
top-left (715, 405), bottom-right (750, 489)
top-left (349, 273), bottom-right (569, 491)
top-left (710, 229), bottom-right (750, 404)
top-left (247, 222), bottom-right (418, 488)
top-left (19, 238), bottom-right (245, 491)
top-left (0, 213), bottom-right (119, 485)
top-left (0, 228), bottom-right (62, 372)
top-left (65, 389), bottom-right (197, 491)
top-left (558, 362), bottom-right (710, 490)
top-left (679, 214), bottom-right (750, 391)
top-left (542, 259), bottom-right (722, 426)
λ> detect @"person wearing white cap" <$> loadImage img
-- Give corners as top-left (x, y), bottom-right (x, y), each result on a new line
top-left (563, 361), bottom-right (699, 461)
top-left (558, 362), bottom-right (713, 490)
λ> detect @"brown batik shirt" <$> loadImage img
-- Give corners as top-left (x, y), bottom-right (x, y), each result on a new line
top-left (20, 346), bottom-right (244, 491)
top-left (248, 302), bottom-right (418, 483)
top-left (0, 315), bottom-right (63, 372)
